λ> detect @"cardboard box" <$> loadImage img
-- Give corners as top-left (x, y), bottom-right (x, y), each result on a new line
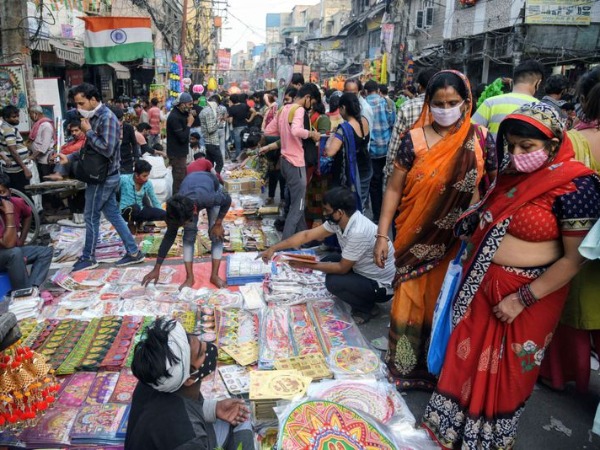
top-left (224, 177), bottom-right (262, 194)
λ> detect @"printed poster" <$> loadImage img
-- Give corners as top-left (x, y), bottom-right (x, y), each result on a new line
top-left (149, 84), bottom-right (166, 105)
top-left (0, 64), bottom-right (30, 132)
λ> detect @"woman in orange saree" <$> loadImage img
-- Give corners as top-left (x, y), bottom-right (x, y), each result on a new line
top-left (374, 70), bottom-right (496, 390)
top-left (422, 103), bottom-right (600, 449)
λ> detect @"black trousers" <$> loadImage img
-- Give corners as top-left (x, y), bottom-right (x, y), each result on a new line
top-left (122, 204), bottom-right (166, 224)
top-left (205, 144), bottom-right (224, 174)
top-left (322, 254), bottom-right (392, 314)
top-left (267, 169), bottom-right (285, 200)
top-left (369, 157), bottom-right (386, 224)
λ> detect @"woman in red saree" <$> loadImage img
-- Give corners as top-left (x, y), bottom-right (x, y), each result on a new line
top-left (374, 70), bottom-right (496, 390)
top-left (422, 102), bottom-right (600, 449)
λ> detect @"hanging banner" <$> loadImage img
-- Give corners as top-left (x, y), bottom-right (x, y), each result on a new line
top-left (381, 24), bottom-right (395, 54)
top-left (0, 65), bottom-right (30, 133)
top-left (217, 49), bottom-right (231, 71)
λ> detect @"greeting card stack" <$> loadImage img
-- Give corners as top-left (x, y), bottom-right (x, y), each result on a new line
top-left (69, 403), bottom-right (130, 446)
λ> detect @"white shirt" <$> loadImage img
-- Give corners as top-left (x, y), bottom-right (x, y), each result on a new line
top-left (323, 211), bottom-right (395, 287)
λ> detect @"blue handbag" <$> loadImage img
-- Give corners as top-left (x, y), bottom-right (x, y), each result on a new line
top-left (427, 242), bottom-right (467, 375)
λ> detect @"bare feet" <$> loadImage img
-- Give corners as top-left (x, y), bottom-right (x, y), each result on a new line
top-left (44, 173), bottom-right (63, 181)
top-left (210, 275), bottom-right (227, 288)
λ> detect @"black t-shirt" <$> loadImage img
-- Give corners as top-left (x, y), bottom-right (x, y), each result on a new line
top-left (191, 105), bottom-right (203, 128)
top-left (120, 122), bottom-right (138, 173)
top-left (125, 382), bottom-right (212, 450)
top-left (228, 103), bottom-right (250, 128)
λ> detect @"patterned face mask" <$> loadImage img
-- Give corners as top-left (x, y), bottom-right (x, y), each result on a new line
top-left (511, 148), bottom-right (549, 173)
top-left (189, 342), bottom-right (218, 380)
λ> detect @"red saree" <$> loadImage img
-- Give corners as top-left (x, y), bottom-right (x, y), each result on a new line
top-left (423, 130), bottom-right (594, 449)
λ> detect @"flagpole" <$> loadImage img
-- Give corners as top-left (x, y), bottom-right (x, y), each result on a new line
top-left (181, 0), bottom-right (189, 72)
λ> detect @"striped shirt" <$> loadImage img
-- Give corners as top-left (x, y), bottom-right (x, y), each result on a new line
top-left (322, 211), bottom-right (395, 288)
top-left (472, 93), bottom-right (538, 139)
top-left (0, 121), bottom-right (29, 173)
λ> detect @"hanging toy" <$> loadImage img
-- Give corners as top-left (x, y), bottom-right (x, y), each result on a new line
top-left (0, 345), bottom-right (60, 429)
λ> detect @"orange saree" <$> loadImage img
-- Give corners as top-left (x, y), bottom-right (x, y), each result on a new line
top-left (386, 71), bottom-right (489, 390)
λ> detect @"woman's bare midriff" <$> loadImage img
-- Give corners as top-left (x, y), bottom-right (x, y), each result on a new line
top-left (492, 233), bottom-right (562, 268)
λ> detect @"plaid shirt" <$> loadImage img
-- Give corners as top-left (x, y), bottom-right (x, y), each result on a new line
top-left (366, 94), bottom-right (394, 158)
top-left (384, 94), bottom-right (425, 183)
top-left (199, 106), bottom-right (219, 146)
top-left (86, 104), bottom-right (121, 175)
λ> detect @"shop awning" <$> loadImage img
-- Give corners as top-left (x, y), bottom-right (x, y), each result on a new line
top-left (50, 39), bottom-right (85, 66)
top-left (30, 39), bottom-right (52, 52)
top-left (107, 62), bottom-right (131, 80)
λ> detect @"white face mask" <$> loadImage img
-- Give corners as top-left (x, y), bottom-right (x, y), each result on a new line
top-left (430, 101), bottom-right (465, 127)
top-left (78, 102), bottom-right (102, 119)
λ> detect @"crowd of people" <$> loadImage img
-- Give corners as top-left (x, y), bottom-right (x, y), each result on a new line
top-left (0, 61), bottom-right (599, 448)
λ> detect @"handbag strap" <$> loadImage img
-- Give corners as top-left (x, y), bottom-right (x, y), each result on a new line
top-left (454, 241), bottom-right (468, 264)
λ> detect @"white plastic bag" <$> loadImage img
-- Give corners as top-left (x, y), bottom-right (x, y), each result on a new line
top-left (579, 220), bottom-right (600, 260)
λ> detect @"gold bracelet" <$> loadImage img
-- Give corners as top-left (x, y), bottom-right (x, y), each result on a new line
top-left (375, 234), bottom-right (390, 242)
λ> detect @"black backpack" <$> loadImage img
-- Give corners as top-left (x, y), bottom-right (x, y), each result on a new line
top-left (241, 126), bottom-right (262, 149)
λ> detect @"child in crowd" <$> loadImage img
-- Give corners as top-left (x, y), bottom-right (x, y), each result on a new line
top-left (120, 160), bottom-right (166, 232)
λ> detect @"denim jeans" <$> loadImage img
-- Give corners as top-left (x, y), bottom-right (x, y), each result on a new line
top-left (0, 245), bottom-right (53, 290)
top-left (182, 206), bottom-right (224, 262)
top-left (232, 126), bottom-right (245, 159)
top-left (359, 158), bottom-right (373, 212)
top-left (83, 174), bottom-right (139, 261)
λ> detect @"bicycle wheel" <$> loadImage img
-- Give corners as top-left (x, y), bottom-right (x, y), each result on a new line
top-left (10, 188), bottom-right (40, 244)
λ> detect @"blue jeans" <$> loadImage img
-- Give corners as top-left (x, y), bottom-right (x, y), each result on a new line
top-left (233, 126), bottom-right (245, 158)
top-left (182, 206), bottom-right (224, 262)
top-left (359, 158), bottom-right (373, 212)
top-left (83, 174), bottom-right (139, 261)
top-left (0, 246), bottom-right (53, 290)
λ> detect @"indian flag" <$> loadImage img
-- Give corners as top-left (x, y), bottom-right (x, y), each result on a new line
top-left (80, 17), bottom-right (154, 65)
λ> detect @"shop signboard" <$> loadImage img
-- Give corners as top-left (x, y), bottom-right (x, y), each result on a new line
top-left (525, 0), bottom-right (592, 25)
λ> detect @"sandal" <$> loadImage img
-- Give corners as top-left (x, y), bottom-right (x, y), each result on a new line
top-left (352, 310), bottom-right (372, 325)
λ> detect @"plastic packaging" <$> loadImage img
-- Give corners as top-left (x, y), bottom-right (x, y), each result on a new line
top-left (307, 379), bottom-right (416, 427)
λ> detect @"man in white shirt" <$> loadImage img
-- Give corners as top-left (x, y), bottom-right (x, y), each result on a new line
top-left (28, 105), bottom-right (55, 180)
top-left (260, 186), bottom-right (395, 324)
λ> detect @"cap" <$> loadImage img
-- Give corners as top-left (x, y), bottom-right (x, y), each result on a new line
top-left (30, 105), bottom-right (44, 113)
top-left (178, 92), bottom-right (193, 104)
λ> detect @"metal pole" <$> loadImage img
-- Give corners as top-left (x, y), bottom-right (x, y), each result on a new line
top-left (181, 0), bottom-right (189, 69)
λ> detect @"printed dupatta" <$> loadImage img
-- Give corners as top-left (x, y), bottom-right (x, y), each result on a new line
top-left (338, 121), bottom-right (363, 212)
top-left (451, 133), bottom-right (593, 327)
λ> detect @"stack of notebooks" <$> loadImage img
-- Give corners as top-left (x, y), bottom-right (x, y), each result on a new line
top-left (249, 370), bottom-right (312, 421)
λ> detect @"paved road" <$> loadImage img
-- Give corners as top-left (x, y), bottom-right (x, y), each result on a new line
top-left (359, 299), bottom-right (600, 450)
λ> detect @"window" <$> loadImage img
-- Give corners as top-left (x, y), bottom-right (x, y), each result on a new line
top-left (369, 29), bottom-right (381, 50)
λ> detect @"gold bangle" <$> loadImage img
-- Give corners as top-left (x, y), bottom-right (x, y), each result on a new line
top-left (375, 234), bottom-right (390, 242)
